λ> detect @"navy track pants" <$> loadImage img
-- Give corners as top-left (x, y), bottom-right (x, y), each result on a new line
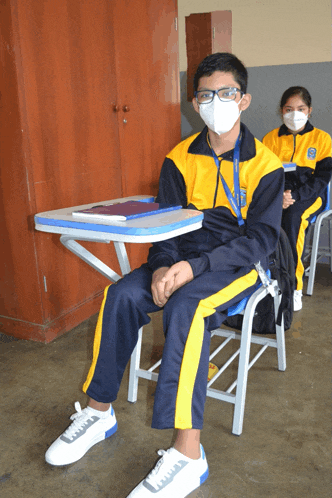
top-left (282, 195), bottom-right (324, 290)
top-left (83, 263), bottom-right (260, 430)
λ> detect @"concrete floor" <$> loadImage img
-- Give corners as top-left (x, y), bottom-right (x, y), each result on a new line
top-left (0, 264), bottom-right (331, 498)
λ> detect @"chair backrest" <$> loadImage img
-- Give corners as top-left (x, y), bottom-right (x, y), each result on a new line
top-left (310, 180), bottom-right (331, 224)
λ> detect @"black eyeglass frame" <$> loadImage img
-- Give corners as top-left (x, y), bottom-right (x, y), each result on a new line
top-left (194, 87), bottom-right (244, 104)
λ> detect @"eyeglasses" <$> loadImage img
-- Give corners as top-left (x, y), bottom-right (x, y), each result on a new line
top-left (194, 87), bottom-right (243, 104)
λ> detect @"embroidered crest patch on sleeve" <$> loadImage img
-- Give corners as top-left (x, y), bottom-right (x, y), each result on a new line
top-left (307, 147), bottom-right (317, 160)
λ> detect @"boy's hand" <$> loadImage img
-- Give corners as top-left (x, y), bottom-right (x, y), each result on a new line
top-left (151, 262), bottom-right (194, 307)
top-left (162, 261), bottom-right (194, 300)
top-left (283, 190), bottom-right (295, 209)
top-left (151, 267), bottom-right (170, 307)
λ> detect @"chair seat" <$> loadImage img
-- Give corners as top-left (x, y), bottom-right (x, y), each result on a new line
top-left (227, 269), bottom-right (271, 316)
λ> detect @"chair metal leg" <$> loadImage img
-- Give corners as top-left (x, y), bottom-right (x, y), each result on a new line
top-left (128, 327), bottom-right (143, 403)
top-left (306, 216), bottom-right (323, 296)
top-left (330, 219), bottom-right (332, 273)
top-left (307, 211), bottom-right (332, 295)
top-left (231, 298), bottom-right (256, 436)
top-left (274, 292), bottom-right (286, 371)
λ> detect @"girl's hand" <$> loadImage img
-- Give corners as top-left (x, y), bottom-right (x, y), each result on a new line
top-left (283, 190), bottom-right (295, 209)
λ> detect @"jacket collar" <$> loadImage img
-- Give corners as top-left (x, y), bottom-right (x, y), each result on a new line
top-left (188, 123), bottom-right (256, 162)
top-left (278, 121), bottom-right (314, 137)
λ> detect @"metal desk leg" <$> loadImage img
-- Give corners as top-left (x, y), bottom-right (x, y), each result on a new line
top-left (60, 235), bottom-right (123, 283)
top-left (114, 242), bottom-right (131, 276)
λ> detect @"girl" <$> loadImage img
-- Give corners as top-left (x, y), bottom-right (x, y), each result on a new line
top-left (263, 86), bottom-right (332, 311)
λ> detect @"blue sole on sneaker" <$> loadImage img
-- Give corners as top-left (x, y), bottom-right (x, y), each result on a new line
top-left (200, 467), bottom-right (209, 485)
top-left (105, 422), bottom-right (118, 438)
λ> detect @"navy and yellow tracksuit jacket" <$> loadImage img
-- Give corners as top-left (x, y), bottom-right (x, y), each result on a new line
top-left (263, 122), bottom-right (332, 203)
top-left (148, 123), bottom-right (284, 275)
top-left (263, 122), bottom-right (332, 290)
top-left (84, 124), bottom-right (285, 431)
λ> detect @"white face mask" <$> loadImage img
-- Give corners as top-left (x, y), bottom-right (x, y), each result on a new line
top-left (199, 97), bottom-right (243, 135)
top-left (283, 111), bottom-right (308, 132)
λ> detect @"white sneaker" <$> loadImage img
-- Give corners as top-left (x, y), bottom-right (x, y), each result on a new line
top-left (127, 444), bottom-right (209, 497)
top-left (45, 401), bottom-right (117, 466)
top-left (293, 290), bottom-right (302, 311)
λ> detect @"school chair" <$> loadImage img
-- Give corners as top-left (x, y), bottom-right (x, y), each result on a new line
top-left (127, 273), bottom-right (286, 436)
top-left (305, 181), bottom-right (332, 295)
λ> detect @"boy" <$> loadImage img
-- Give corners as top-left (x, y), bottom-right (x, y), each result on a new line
top-left (45, 53), bottom-right (284, 498)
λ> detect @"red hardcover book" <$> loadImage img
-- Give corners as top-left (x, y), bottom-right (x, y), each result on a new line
top-left (72, 201), bottom-right (182, 222)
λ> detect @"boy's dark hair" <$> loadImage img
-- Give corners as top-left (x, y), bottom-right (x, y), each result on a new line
top-left (280, 86), bottom-right (312, 109)
top-left (193, 53), bottom-right (248, 94)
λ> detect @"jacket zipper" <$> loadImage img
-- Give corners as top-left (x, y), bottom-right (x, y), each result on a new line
top-left (213, 158), bottom-right (221, 208)
top-left (290, 134), bottom-right (296, 162)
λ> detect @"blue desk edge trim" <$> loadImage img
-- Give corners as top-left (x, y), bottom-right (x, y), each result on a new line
top-left (35, 212), bottom-right (204, 235)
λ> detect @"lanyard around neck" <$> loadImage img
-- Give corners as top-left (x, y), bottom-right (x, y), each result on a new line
top-left (211, 133), bottom-right (273, 288)
top-left (211, 133), bottom-right (244, 229)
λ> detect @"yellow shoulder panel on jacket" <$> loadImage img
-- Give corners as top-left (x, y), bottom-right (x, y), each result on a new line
top-left (310, 128), bottom-right (332, 161)
top-left (241, 138), bottom-right (283, 192)
top-left (166, 133), bottom-right (219, 210)
top-left (254, 138), bottom-right (283, 174)
top-left (166, 133), bottom-right (200, 168)
top-left (237, 139), bottom-right (283, 216)
top-left (262, 128), bottom-right (280, 154)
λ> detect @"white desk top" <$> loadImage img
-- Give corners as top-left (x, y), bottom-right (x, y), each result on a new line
top-left (35, 195), bottom-right (204, 243)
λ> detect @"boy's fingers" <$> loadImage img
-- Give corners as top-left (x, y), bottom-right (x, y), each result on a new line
top-left (164, 277), bottom-right (175, 298)
top-left (162, 266), bottom-right (177, 283)
top-left (151, 282), bottom-right (164, 306)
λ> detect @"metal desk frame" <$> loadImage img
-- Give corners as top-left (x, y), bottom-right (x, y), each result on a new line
top-left (35, 195), bottom-right (204, 281)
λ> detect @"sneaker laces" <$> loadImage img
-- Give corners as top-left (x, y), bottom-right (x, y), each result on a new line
top-left (145, 449), bottom-right (184, 488)
top-left (62, 402), bottom-right (97, 440)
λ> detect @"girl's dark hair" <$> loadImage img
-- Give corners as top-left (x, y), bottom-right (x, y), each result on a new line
top-left (280, 86), bottom-right (312, 109)
top-left (193, 53), bottom-right (248, 94)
